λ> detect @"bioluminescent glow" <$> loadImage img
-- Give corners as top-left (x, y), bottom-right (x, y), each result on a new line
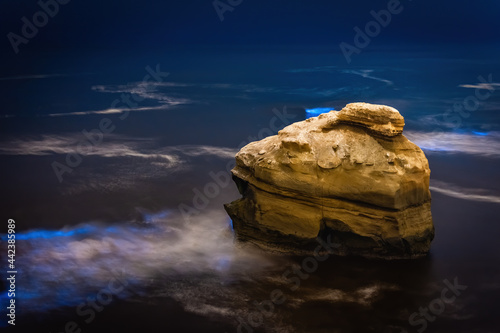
top-left (0, 210), bottom-right (275, 317)
top-left (2, 225), bottom-right (96, 241)
top-left (472, 131), bottom-right (489, 136)
top-left (0, 223), bottom-right (144, 241)
top-left (140, 210), bottom-right (171, 224)
top-left (305, 107), bottom-right (334, 119)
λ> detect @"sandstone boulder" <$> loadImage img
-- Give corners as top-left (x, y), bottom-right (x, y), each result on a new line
top-left (224, 103), bottom-right (434, 259)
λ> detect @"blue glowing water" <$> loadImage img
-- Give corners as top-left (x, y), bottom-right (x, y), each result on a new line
top-left (2, 225), bottom-right (95, 241)
top-left (305, 107), bottom-right (334, 119)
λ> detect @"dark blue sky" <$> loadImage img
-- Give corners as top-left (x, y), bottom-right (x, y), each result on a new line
top-left (1, 0), bottom-right (499, 55)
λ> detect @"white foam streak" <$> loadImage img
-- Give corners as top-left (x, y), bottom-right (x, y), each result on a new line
top-left (431, 180), bottom-right (500, 204)
top-left (91, 82), bottom-right (192, 105)
top-left (459, 83), bottom-right (500, 90)
top-left (47, 105), bottom-right (172, 117)
top-left (0, 74), bottom-right (66, 81)
top-left (0, 135), bottom-right (237, 161)
top-left (405, 130), bottom-right (500, 158)
top-left (341, 69), bottom-right (394, 85)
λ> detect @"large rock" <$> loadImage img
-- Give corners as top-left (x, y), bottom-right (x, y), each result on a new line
top-left (224, 103), bottom-right (434, 259)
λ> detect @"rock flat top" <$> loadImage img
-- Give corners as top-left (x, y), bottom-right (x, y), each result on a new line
top-left (336, 102), bottom-right (405, 137)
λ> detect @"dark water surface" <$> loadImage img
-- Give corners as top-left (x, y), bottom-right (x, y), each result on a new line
top-left (1, 45), bottom-right (500, 332)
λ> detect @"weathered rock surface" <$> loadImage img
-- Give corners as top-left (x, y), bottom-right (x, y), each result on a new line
top-left (224, 103), bottom-right (434, 259)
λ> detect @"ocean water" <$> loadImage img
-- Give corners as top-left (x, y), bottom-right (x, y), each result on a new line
top-left (1, 45), bottom-right (500, 332)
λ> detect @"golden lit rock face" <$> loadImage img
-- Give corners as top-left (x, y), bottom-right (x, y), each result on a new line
top-left (225, 103), bottom-right (434, 259)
